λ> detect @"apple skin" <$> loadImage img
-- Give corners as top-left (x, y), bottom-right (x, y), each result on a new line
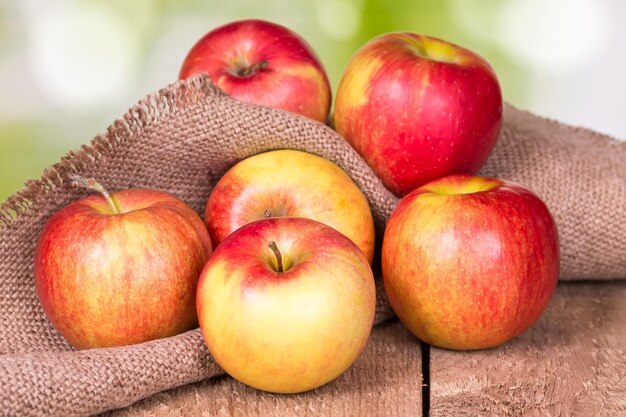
top-left (334, 32), bottom-right (503, 197)
top-left (179, 19), bottom-right (331, 123)
top-left (34, 188), bottom-right (213, 349)
top-left (204, 149), bottom-right (375, 263)
top-left (196, 217), bottom-right (376, 393)
top-left (381, 175), bottom-right (559, 350)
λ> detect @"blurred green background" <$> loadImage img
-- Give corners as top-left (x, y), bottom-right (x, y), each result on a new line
top-left (1, 0), bottom-right (624, 202)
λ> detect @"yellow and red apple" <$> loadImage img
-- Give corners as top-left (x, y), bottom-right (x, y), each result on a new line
top-left (382, 175), bottom-right (559, 350)
top-left (196, 217), bottom-right (376, 393)
top-left (204, 149), bottom-right (375, 263)
top-left (334, 33), bottom-right (503, 196)
top-left (179, 19), bottom-right (331, 123)
top-left (34, 178), bottom-right (213, 349)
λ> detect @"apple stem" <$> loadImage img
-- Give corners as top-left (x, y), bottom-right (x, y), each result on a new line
top-left (268, 241), bottom-right (283, 273)
top-left (264, 209), bottom-right (271, 218)
top-left (237, 60), bottom-right (269, 77)
top-left (69, 174), bottom-right (121, 214)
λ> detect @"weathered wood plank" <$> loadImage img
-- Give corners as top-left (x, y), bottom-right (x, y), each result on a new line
top-left (431, 282), bottom-right (626, 416)
top-left (107, 320), bottom-right (422, 417)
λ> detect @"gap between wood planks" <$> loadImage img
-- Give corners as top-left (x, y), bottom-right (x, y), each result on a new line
top-left (421, 341), bottom-right (431, 416)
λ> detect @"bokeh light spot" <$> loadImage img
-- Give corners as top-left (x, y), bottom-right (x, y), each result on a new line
top-left (495, 0), bottom-right (611, 73)
top-left (316, 0), bottom-right (362, 40)
top-left (26, 4), bottom-right (139, 109)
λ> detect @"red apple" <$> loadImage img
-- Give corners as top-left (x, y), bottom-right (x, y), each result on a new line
top-left (196, 217), bottom-right (376, 393)
top-left (204, 149), bottom-right (375, 263)
top-left (381, 175), bottom-right (559, 350)
top-left (334, 33), bottom-right (503, 196)
top-left (179, 19), bottom-right (331, 123)
top-left (34, 177), bottom-right (213, 349)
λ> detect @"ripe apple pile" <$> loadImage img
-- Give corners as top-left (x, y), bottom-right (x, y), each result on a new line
top-left (33, 19), bottom-right (560, 395)
top-left (33, 150), bottom-right (377, 393)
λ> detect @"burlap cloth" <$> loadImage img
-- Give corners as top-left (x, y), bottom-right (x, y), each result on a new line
top-left (0, 75), bottom-right (624, 416)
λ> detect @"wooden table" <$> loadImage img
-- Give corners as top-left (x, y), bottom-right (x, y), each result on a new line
top-left (107, 282), bottom-right (625, 416)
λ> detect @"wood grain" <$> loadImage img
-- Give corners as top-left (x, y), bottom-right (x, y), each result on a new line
top-left (430, 282), bottom-right (626, 416)
top-left (105, 320), bottom-right (422, 417)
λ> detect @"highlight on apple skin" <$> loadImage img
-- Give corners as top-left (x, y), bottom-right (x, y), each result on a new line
top-left (334, 32), bottom-right (503, 197)
top-left (204, 149), bottom-right (375, 263)
top-left (34, 182), bottom-right (213, 350)
top-left (381, 174), bottom-right (559, 350)
top-left (196, 217), bottom-right (376, 393)
top-left (179, 19), bottom-right (332, 123)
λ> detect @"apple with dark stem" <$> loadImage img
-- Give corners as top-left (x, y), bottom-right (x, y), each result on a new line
top-left (34, 176), bottom-right (213, 349)
top-left (196, 217), bottom-right (376, 393)
top-left (179, 19), bottom-right (332, 123)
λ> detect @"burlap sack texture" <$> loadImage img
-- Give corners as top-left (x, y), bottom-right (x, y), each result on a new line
top-left (0, 74), bottom-right (624, 416)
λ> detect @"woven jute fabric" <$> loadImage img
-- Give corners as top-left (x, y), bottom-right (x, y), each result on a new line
top-left (0, 74), bottom-right (624, 416)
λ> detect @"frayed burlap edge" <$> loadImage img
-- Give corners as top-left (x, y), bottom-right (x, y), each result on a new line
top-left (0, 77), bottom-right (226, 230)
